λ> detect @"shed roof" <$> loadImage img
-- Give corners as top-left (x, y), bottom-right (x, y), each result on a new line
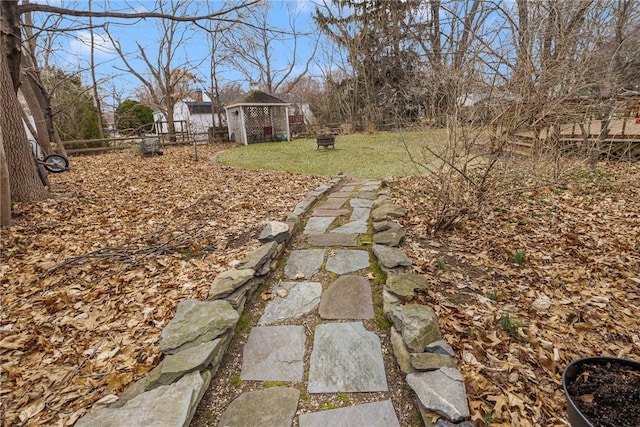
top-left (225, 90), bottom-right (288, 107)
top-left (186, 102), bottom-right (213, 115)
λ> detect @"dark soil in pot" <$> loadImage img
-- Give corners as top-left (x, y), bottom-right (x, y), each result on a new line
top-left (565, 360), bottom-right (640, 427)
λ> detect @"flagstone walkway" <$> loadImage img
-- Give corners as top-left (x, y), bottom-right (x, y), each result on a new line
top-left (216, 178), bottom-right (403, 426)
top-left (213, 177), bottom-right (471, 427)
top-left (73, 177), bottom-right (471, 427)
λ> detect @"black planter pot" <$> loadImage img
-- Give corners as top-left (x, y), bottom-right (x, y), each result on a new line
top-left (562, 356), bottom-right (640, 427)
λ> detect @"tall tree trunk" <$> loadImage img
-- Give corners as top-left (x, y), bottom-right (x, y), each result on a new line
top-left (166, 105), bottom-right (177, 143)
top-left (21, 49), bottom-right (68, 156)
top-left (0, 43), bottom-right (49, 202)
top-left (20, 64), bottom-right (54, 154)
top-left (1, 1), bottom-right (21, 91)
top-left (0, 126), bottom-right (11, 227)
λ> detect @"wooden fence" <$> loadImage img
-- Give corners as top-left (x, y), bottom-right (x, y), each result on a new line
top-left (507, 96), bottom-right (640, 160)
top-left (62, 132), bottom-right (221, 156)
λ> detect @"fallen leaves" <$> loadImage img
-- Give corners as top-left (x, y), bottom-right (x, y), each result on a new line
top-left (394, 161), bottom-right (640, 425)
top-left (0, 145), bottom-right (324, 426)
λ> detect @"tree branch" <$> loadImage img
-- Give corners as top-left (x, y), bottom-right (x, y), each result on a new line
top-left (17, 1), bottom-right (260, 21)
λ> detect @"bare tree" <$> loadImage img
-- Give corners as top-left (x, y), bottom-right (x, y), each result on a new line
top-left (223, 1), bottom-right (317, 93)
top-left (106, 1), bottom-right (205, 142)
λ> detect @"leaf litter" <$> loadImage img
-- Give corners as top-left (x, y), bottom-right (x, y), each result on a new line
top-left (393, 160), bottom-right (640, 426)
top-left (0, 145), bottom-right (324, 426)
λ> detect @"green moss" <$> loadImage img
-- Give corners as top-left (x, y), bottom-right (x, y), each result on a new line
top-left (235, 313), bottom-right (258, 336)
top-left (321, 402), bottom-right (339, 411)
top-left (369, 258), bottom-right (392, 330)
top-left (410, 410), bottom-right (425, 427)
top-left (298, 387), bottom-right (310, 402)
top-left (336, 392), bottom-right (350, 404)
top-left (229, 373), bottom-right (243, 387)
top-left (264, 381), bottom-right (287, 388)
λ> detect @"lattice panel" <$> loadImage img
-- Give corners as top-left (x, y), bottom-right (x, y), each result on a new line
top-left (242, 106), bottom-right (288, 143)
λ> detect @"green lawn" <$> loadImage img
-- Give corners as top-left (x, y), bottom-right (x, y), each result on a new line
top-left (216, 130), bottom-right (447, 179)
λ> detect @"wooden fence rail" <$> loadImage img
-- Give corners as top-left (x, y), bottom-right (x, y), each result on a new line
top-left (62, 134), bottom-right (214, 156)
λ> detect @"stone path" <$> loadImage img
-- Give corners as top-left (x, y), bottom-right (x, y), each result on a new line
top-left (74, 177), bottom-right (470, 427)
top-left (216, 179), bottom-right (471, 426)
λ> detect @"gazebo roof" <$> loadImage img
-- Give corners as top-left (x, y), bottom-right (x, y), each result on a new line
top-left (225, 90), bottom-right (289, 108)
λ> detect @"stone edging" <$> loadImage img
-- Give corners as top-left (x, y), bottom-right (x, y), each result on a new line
top-left (74, 175), bottom-right (345, 426)
top-left (369, 192), bottom-right (474, 427)
top-left (75, 175), bottom-right (472, 427)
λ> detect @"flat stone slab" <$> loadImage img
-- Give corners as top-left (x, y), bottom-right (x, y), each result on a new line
top-left (374, 227), bottom-right (405, 246)
top-left (294, 197), bottom-right (316, 217)
top-left (327, 191), bottom-right (353, 198)
top-left (331, 220), bottom-right (368, 234)
top-left (311, 184), bottom-right (331, 196)
top-left (390, 327), bottom-right (412, 374)
top-left (258, 221), bottom-right (290, 243)
top-left (372, 244), bottom-right (412, 269)
top-left (241, 325), bottom-right (305, 381)
top-left (306, 233), bottom-right (359, 247)
top-left (236, 241), bottom-right (277, 271)
top-left (426, 339), bottom-right (455, 356)
top-left (319, 275), bottom-right (374, 319)
top-left (311, 208), bottom-right (349, 217)
top-left (339, 185), bottom-right (356, 192)
top-left (350, 207), bottom-right (371, 222)
top-left (259, 282), bottom-right (322, 325)
top-left (148, 339), bottom-right (221, 388)
top-left (372, 195), bottom-right (390, 209)
top-left (373, 220), bottom-right (393, 232)
top-left (410, 353), bottom-right (456, 371)
top-left (317, 197), bottom-right (348, 210)
top-left (357, 191), bottom-right (377, 199)
top-left (325, 250), bottom-right (370, 274)
top-left (218, 387), bottom-right (300, 427)
top-left (386, 273), bottom-right (429, 301)
top-left (76, 371), bottom-right (208, 427)
top-left (160, 299), bottom-right (238, 354)
top-left (407, 368), bottom-right (470, 422)
top-left (209, 268), bottom-right (255, 299)
top-left (350, 198), bottom-right (374, 208)
top-left (284, 249), bottom-right (325, 279)
top-left (308, 322), bottom-right (388, 393)
top-left (298, 400), bottom-right (400, 427)
top-left (360, 184), bottom-right (380, 192)
top-left (388, 304), bottom-right (442, 352)
top-left (304, 217), bottom-right (335, 234)
top-left (371, 203), bottom-right (406, 221)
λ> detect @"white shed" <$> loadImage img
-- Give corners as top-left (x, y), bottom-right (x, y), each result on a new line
top-left (225, 91), bottom-right (290, 145)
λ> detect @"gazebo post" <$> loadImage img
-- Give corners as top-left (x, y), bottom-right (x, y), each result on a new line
top-left (239, 107), bottom-right (247, 145)
top-left (225, 109), bottom-right (233, 142)
top-left (285, 105), bottom-right (291, 141)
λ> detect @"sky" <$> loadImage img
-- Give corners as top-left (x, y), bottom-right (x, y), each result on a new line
top-left (29, 0), bottom-right (322, 112)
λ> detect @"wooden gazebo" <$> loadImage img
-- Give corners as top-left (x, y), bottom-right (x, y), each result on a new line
top-left (225, 91), bottom-right (291, 145)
